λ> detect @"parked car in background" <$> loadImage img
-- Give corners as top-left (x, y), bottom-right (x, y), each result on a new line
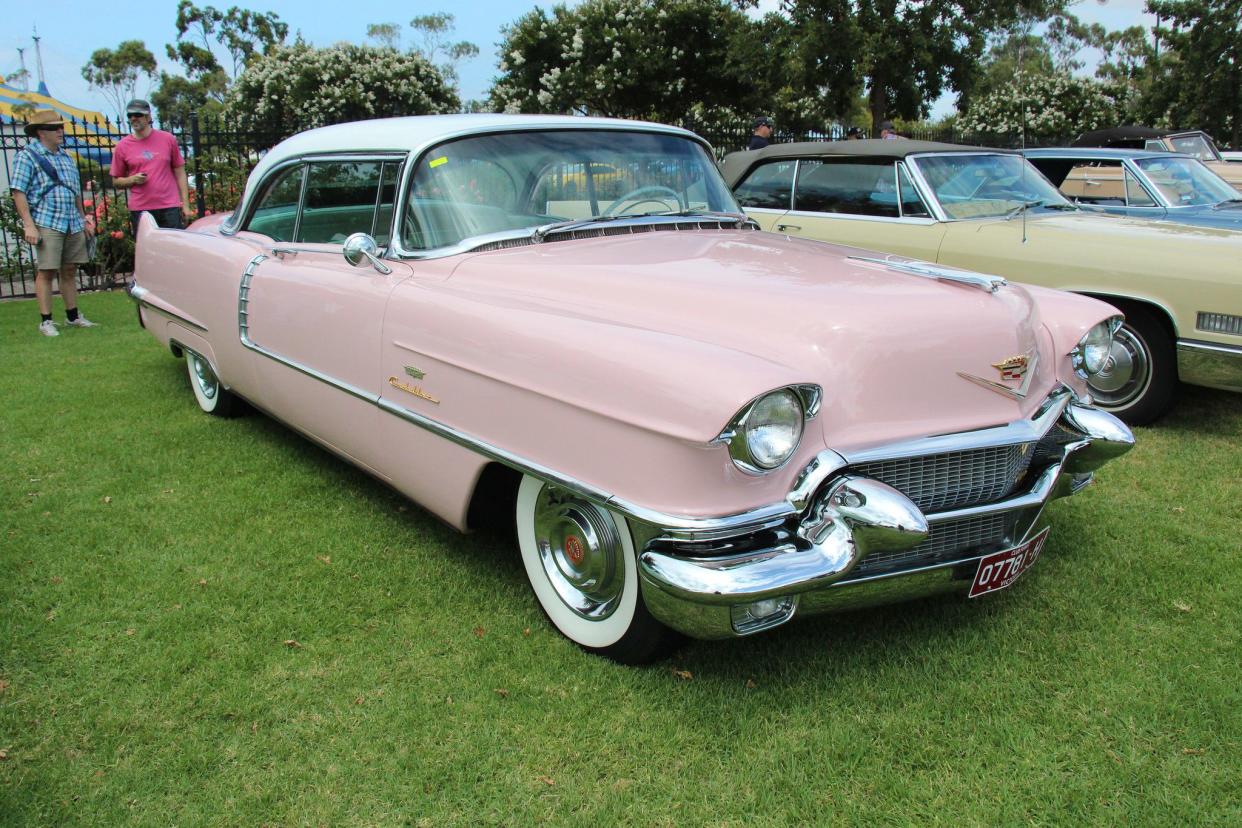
top-left (723, 139), bottom-right (1242, 424)
top-left (126, 115), bottom-right (1133, 663)
top-left (1071, 126), bottom-right (1242, 192)
top-left (1022, 147), bottom-right (1242, 231)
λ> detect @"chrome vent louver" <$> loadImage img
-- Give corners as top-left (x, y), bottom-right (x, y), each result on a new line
top-left (1197, 312), bottom-right (1242, 336)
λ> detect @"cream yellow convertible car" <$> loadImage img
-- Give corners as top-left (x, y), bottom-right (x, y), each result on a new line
top-left (723, 140), bottom-right (1242, 425)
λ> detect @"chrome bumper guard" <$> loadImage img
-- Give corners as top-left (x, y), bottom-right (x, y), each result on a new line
top-left (637, 398), bottom-right (1134, 640)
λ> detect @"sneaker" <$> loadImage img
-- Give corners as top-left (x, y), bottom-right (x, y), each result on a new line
top-left (39, 320), bottom-right (59, 337)
top-left (65, 315), bottom-right (98, 328)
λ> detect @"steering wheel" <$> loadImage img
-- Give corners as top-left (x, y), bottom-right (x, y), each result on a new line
top-left (603, 185), bottom-right (685, 216)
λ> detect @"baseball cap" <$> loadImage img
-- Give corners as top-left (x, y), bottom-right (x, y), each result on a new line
top-left (126, 99), bottom-right (152, 116)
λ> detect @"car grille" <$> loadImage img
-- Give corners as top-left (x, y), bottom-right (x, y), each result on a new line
top-left (851, 442), bottom-right (1036, 513)
top-left (844, 425), bottom-right (1073, 577)
top-left (847, 512), bottom-right (1016, 578)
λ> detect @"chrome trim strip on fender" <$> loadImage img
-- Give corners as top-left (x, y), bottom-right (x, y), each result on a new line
top-left (126, 282), bottom-right (209, 333)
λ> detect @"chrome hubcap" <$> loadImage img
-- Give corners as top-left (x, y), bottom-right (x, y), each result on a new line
top-left (532, 485), bottom-right (624, 620)
top-left (190, 354), bottom-right (218, 400)
top-left (1088, 324), bottom-right (1150, 409)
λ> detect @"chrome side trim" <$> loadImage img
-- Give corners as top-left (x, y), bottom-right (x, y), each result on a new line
top-left (232, 255), bottom-right (796, 540)
top-left (126, 283), bottom-right (209, 333)
top-left (847, 255), bottom-right (1007, 293)
top-left (1177, 339), bottom-right (1242, 392)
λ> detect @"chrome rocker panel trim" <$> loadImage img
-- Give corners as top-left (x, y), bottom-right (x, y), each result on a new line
top-left (1177, 339), bottom-right (1242, 392)
top-left (638, 399), bottom-right (1134, 640)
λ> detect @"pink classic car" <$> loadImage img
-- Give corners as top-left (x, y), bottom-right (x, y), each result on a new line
top-left (128, 115), bottom-right (1134, 663)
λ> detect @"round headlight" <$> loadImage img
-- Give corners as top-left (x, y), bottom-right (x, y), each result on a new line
top-left (742, 389), bottom-right (804, 470)
top-left (1073, 319), bottom-right (1118, 377)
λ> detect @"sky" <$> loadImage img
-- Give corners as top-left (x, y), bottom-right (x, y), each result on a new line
top-left (2, 0), bottom-right (1157, 122)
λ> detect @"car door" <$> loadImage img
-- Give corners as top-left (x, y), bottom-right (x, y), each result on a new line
top-left (770, 158), bottom-right (949, 259)
top-left (239, 157), bottom-right (411, 474)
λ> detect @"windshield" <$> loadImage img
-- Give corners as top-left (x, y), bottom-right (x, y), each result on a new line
top-left (911, 154), bottom-right (1072, 219)
top-left (1167, 133), bottom-right (1222, 162)
top-left (401, 130), bottom-right (738, 250)
top-left (1136, 156), bottom-right (1239, 206)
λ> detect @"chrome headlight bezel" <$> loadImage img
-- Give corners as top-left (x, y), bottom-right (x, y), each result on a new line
top-left (717, 385), bottom-right (819, 474)
top-left (1070, 316), bottom-right (1122, 378)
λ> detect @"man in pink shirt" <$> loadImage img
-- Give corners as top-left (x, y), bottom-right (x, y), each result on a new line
top-left (110, 99), bottom-right (194, 237)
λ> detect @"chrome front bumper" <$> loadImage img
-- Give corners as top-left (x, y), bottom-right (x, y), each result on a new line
top-left (1178, 339), bottom-right (1242, 392)
top-left (636, 396), bottom-right (1134, 639)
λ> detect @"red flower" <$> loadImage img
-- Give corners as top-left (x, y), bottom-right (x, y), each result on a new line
top-left (111, 230), bottom-right (124, 239)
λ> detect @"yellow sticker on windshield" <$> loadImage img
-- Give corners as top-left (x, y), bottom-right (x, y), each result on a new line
top-left (429, 156), bottom-right (448, 168)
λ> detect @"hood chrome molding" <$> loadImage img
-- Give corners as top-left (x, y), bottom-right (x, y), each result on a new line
top-left (848, 255), bottom-right (1008, 294)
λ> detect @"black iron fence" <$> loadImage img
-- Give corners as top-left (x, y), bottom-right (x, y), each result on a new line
top-left (2, 113), bottom-right (1041, 299)
top-left (1, 113), bottom-right (289, 299)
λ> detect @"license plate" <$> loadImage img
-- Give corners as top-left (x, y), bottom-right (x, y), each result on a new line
top-left (968, 528), bottom-right (1050, 598)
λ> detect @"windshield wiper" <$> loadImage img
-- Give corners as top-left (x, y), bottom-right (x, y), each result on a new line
top-left (1040, 202), bottom-right (1078, 211)
top-left (1004, 200), bottom-right (1044, 221)
top-left (643, 209), bottom-right (752, 223)
top-left (1212, 198), bottom-right (1242, 210)
top-left (530, 215), bottom-right (630, 243)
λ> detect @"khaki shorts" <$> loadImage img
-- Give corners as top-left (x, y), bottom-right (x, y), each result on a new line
top-left (35, 226), bottom-right (88, 270)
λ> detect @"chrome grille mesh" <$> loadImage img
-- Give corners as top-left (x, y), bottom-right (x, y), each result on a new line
top-left (852, 443), bottom-right (1035, 513)
top-left (843, 422), bottom-right (1076, 577)
top-left (849, 513), bottom-right (1015, 577)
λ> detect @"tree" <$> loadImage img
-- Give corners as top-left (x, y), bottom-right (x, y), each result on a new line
top-left (156, 2), bottom-right (287, 121)
top-left (1146, 0), bottom-right (1242, 147)
top-left (408, 13), bottom-right (479, 87)
top-left (488, 0), bottom-right (753, 122)
top-left (765, 0), bottom-right (1062, 131)
top-left (224, 42), bottom-right (458, 132)
top-left (367, 23), bottom-right (403, 51)
top-left (81, 41), bottom-right (158, 117)
top-left (960, 70), bottom-right (1121, 140)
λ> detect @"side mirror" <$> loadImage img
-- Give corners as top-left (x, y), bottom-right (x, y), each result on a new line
top-left (342, 233), bottom-right (392, 274)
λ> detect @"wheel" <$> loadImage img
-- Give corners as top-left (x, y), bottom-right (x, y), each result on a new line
top-left (1086, 303), bottom-right (1176, 425)
top-left (516, 475), bottom-right (675, 663)
top-left (185, 350), bottom-right (245, 418)
top-left (603, 185), bottom-right (685, 217)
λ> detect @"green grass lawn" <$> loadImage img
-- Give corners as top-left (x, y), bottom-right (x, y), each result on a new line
top-left (2, 291), bottom-right (1239, 826)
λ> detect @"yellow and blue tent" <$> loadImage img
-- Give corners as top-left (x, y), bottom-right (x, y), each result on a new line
top-left (1, 77), bottom-right (118, 166)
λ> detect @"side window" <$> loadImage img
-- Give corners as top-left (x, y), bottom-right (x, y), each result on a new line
top-left (246, 165), bottom-right (304, 241)
top-left (1063, 160), bottom-right (1126, 205)
top-left (897, 163), bottom-right (930, 217)
top-left (795, 159), bottom-right (900, 217)
top-left (1143, 140), bottom-right (1167, 153)
top-left (373, 162), bottom-right (401, 245)
top-left (297, 161), bottom-right (384, 244)
top-left (1124, 169), bottom-right (1157, 207)
top-left (733, 161), bottom-right (795, 209)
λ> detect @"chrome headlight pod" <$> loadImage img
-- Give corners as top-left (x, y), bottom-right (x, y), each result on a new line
top-left (1070, 316), bottom-right (1122, 378)
top-left (717, 385), bottom-right (818, 474)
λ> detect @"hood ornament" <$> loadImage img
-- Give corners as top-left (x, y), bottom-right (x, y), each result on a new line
top-left (959, 350), bottom-right (1038, 399)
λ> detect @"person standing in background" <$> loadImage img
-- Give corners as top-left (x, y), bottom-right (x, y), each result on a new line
top-left (748, 116), bottom-right (774, 150)
top-left (10, 110), bottom-right (98, 337)
top-left (110, 99), bottom-right (194, 237)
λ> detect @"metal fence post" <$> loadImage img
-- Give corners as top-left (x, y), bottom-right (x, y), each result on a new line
top-left (191, 112), bottom-right (204, 219)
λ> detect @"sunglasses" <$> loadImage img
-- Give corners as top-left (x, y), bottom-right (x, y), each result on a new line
top-left (35, 124), bottom-right (64, 132)
top-left (127, 113), bottom-right (148, 120)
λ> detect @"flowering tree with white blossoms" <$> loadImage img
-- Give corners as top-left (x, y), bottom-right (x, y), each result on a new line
top-left (488, 0), bottom-right (752, 122)
top-left (960, 71), bottom-right (1122, 141)
top-left (225, 41), bottom-right (458, 132)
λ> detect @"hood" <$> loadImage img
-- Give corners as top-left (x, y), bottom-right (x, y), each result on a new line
top-left (438, 229), bottom-right (1096, 453)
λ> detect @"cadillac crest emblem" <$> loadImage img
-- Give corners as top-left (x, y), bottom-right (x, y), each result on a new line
top-left (958, 350), bottom-right (1039, 400)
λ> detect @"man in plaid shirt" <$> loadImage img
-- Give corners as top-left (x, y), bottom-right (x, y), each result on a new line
top-left (10, 109), bottom-right (98, 337)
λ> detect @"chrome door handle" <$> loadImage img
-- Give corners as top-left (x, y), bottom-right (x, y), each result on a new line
top-left (776, 224), bottom-right (802, 232)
